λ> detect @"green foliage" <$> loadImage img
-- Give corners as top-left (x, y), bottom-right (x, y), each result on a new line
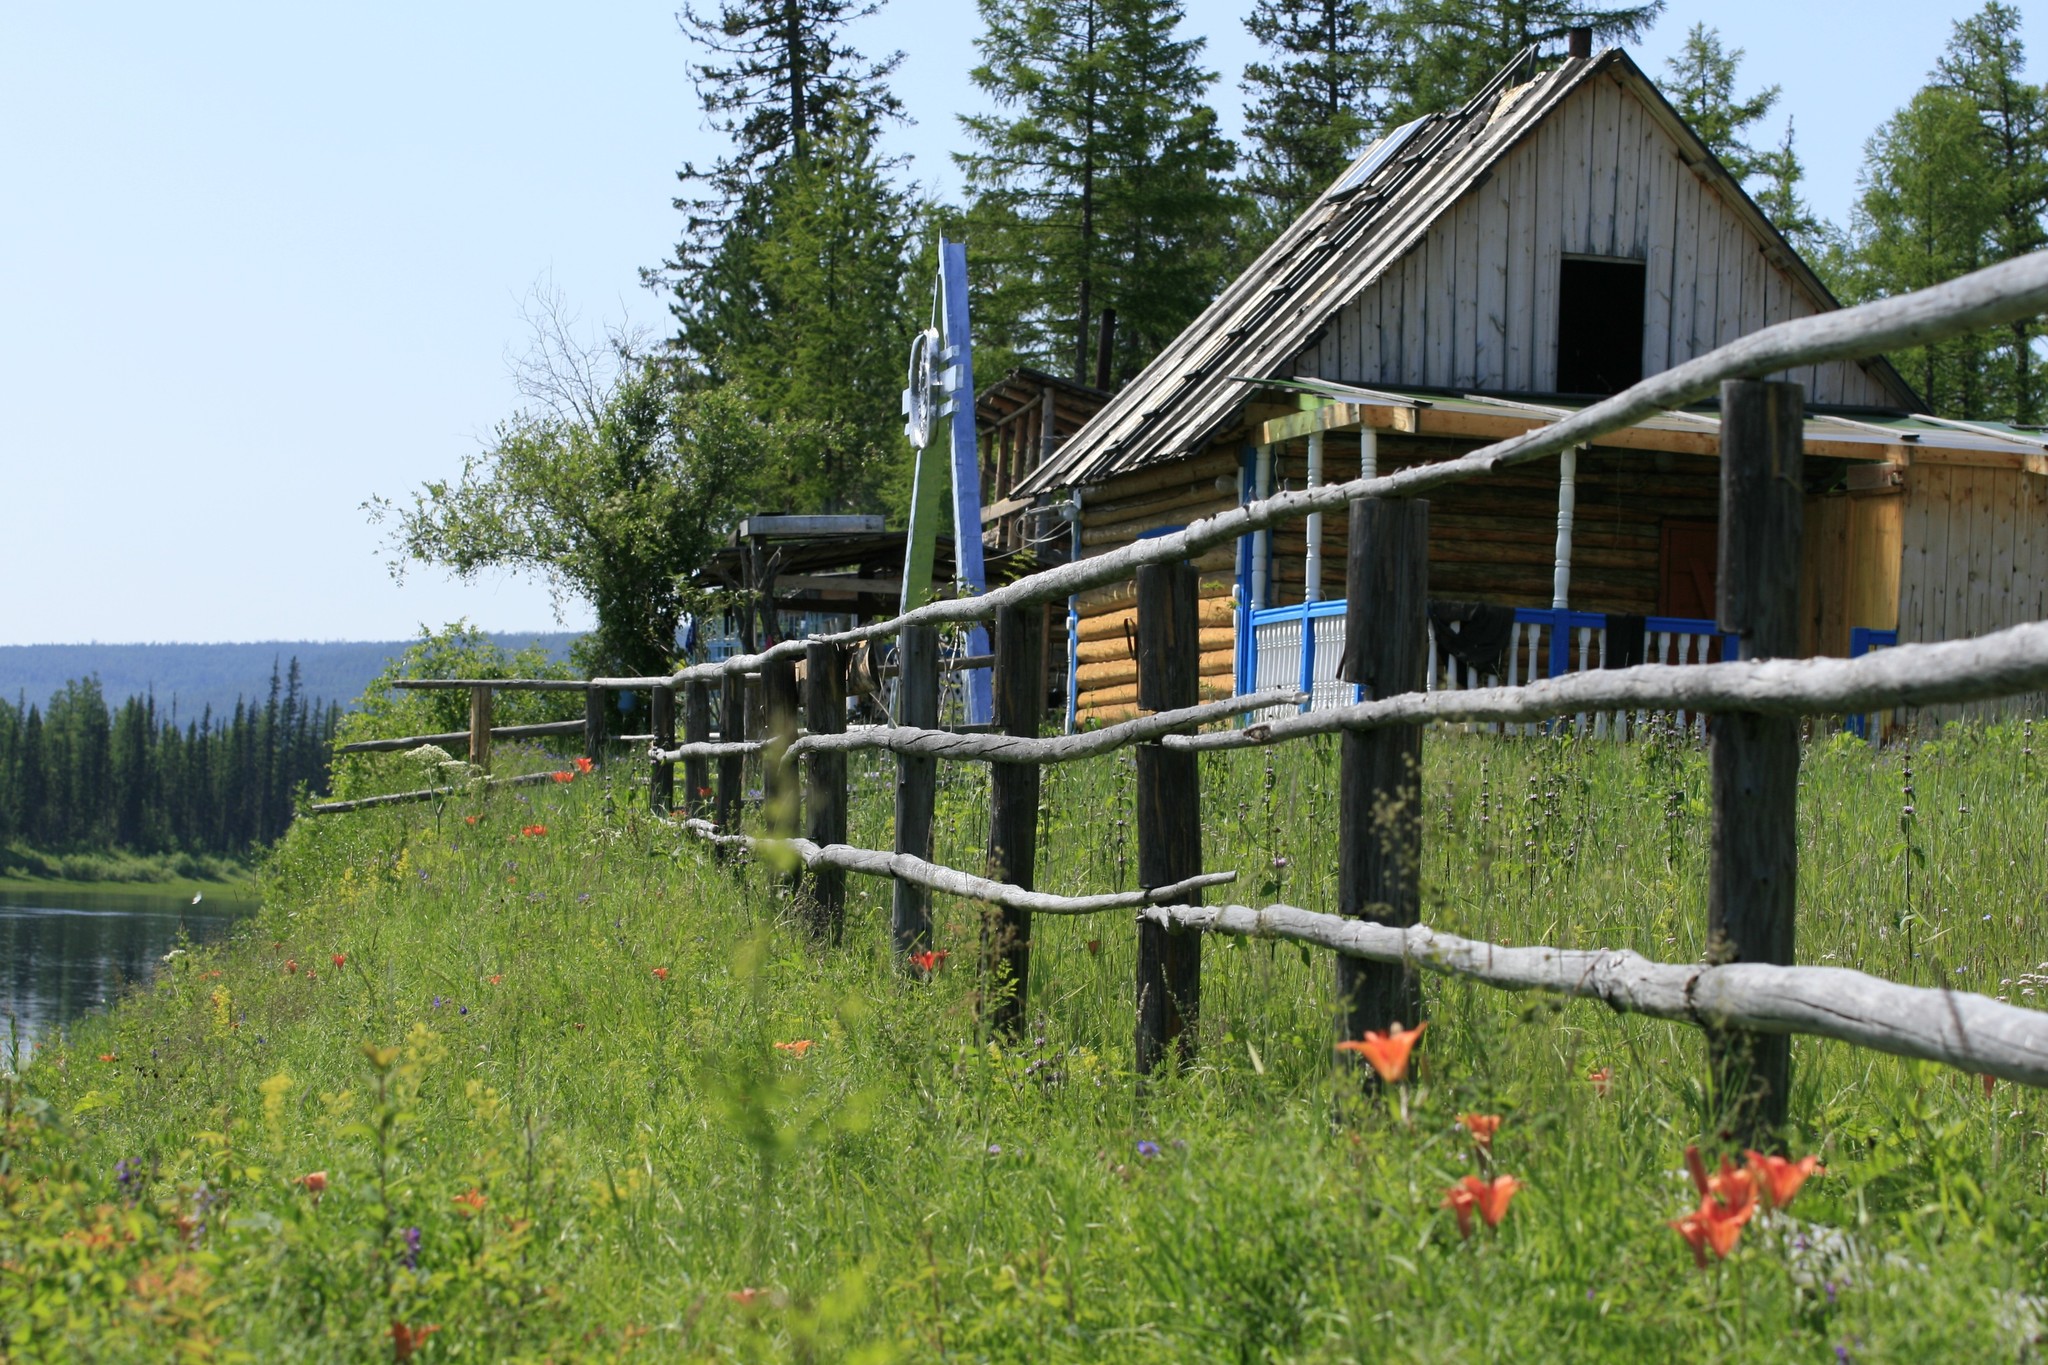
top-left (1382, 0), bottom-right (1663, 126)
top-left (1837, 2), bottom-right (2048, 421)
top-left (9, 725), bottom-right (2048, 1358)
top-left (1238, 0), bottom-right (1394, 242)
top-left (957, 0), bottom-right (1242, 387)
top-left (370, 352), bottom-right (771, 682)
top-left (1660, 22), bottom-right (1779, 182)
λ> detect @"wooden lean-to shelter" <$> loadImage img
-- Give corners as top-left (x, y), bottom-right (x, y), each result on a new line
top-left (999, 34), bottom-right (2048, 726)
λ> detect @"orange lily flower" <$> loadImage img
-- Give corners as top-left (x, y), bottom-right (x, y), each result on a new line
top-left (552, 770), bottom-right (576, 783)
top-left (652, 966), bottom-right (670, 981)
top-left (464, 814), bottom-right (479, 825)
top-left (574, 756), bottom-right (594, 773)
top-left (1334, 1021), bottom-right (1428, 1083)
top-left (1442, 1181), bottom-right (1479, 1239)
top-left (1587, 1065), bottom-right (1613, 1096)
top-left (729, 1287), bottom-right (764, 1306)
top-left (773, 1039), bottom-right (814, 1057)
top-left (909, 949), bottom-right (949, 972)
top-left (488, 973), bottom-right (503, 985)
top-left (1459, 1113), bottom-right (1502, 1149)
top-left (332, 953), bottom-right (347, 968)
top-left (1671, 1193), bottom-right (1754, 1266)
top-left (451, 1187), bottom-right (486, 1215)
top-left (520, 824), bottom-right (547, 837)
top-left (97, 1053), bottom-right (117, 1063)
top-left (391, 1321), bottom-right (440, 1361)
top-left (1442, 1174), bottom-right (1519, 1238)
top-left (299, 1171), bottom-right (328, 1197)
top-left (1743, 1151), bottom-right (1824, 1210)
top-left (285, 959), bottom-right (300, 974)
top-left (1981, 1073), bottom-right (1997, 1098)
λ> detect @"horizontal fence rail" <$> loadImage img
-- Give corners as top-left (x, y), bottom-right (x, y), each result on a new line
top-left (1135, 903), bottom-right (2048, 1088)
top-left (1166, 624), bottom-right (2048, 750)
top-left (307, 769), bottom-right (562, 814)
top-left (680, 820), bottom-right (1237, 915)
top-left (336, 719), bottom-right (587, 755)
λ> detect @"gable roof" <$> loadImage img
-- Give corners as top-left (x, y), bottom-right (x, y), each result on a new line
top-left (1016, 46), bottom-right (1918, 497)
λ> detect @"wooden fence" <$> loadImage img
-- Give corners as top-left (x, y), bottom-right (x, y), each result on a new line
top-left (319, 252), bottom-right (2048, 1142)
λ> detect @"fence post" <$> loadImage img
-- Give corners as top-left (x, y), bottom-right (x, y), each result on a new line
top-left (804, 641), bottom-right (848, 942)
top-left (715, 671), bottom-right (745, 857)
top-left (1711, 378), bottom-right (1804, 1143)
top-left (985, 604), bottom-right (1046, 1033)
top-left (683, 679), bottom-right (712, 818)
top-left (468, 686), bottom-right (492, 773)
top-left (1336, 497), bottom-right (1429, 1064)
top-left (584, 685), bottom-right (609, 766)
top-left (1134, 560), bottom-right (1203, 1074)
top-left (649, 685), bottom-right (675, 815)
top-left (892, 624), bottom-right (940, 960)
top-left (762, 656), bottom-right (801, 856)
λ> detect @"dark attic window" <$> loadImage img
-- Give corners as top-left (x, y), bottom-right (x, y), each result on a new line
top-left (1556, 256), bottom-right (1647, 395)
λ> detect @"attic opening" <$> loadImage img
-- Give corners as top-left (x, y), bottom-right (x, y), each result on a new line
top-left (1557, 256), bottom-right (1647, 395)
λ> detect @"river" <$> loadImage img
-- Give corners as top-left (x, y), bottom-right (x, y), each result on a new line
top-left (0, 885), bottom-right (258, 1068)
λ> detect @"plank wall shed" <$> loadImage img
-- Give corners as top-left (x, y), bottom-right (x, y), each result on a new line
top-left (999, 42), bottom-right (2048, 724)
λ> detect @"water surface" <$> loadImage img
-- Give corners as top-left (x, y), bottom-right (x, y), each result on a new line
top-left (0, 886), bottom-right (257, 1067)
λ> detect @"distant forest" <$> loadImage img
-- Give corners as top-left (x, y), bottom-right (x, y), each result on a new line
top-left (0, 662), bottom-right (339, 858)
top-left (0, 633), bottom-right (579, 723)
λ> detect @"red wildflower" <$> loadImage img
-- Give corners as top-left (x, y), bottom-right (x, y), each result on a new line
top-left (1671, 1194), bottom-right (1754, 1267)
top-left (1982, 1073), bottom-right (1998, 1099)
top-left (1085, 939), bottom-right (1102, 957)
top-left (729, 1287), bottom-right (764, 1306)
top-left (451, 1187), bottom-right (486, 1215)
top-left (488, 974), bottom-right (503, 985)
top-left (520, 824), bottom-right (547, 838)
top-left (285, 959), bottom-right (300, 975)
top-left (1334, 1021), bottom-right (1428, 1083)
top-left (574, 756), bottom-right (595, 773)
top-left (332, 953), bottom-right (347, 968)
top-left (1459, 1113), bottom-right (1502, 1149)
top-left (652, 967), bottom-right (670, 981)
top-left (1442, 1174), bottom-right (1521, 1237)
top-left (391, 1321), bottom-right (440, 1361)
top-left (1744, 1151), bottom-right (1824, 1210)
top-left (552, 770), bottom-right (576, 783)
top-left (464, 815), bottom-right (479, 826)
top-left (299, 1171), bottom-right (328, 1198)
top-left (909, 949), bottom-right (949, 972)
top-left (1587, 1066), bottom-right (1614, 1096)
top-left (773, 1039), bottom-right (814, 1057)
top-left (97, 1053), bottom-right (116, 1063)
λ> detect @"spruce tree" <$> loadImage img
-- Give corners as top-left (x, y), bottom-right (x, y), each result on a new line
top-left (1660, 23), bottom-right (1777, 181)
top-left (1384, 0), bottom-right (1663, 123)
top-left (958, 0), bottom-right (1241, 386)
top-left (1239, 0), bottom-right (1393, 236)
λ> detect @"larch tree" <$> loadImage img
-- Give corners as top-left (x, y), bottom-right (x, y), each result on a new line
top-left (1384, 0), bottom-right (1663, 123)
top-left (1659, 22), bottom-right (1778, 181)
top-left (1841, 2), bottom-right (2048, 420)
top-left (1239, 0), bottom-right (1395, 241)
top-left (958, 0), bottom-right (1241, 387)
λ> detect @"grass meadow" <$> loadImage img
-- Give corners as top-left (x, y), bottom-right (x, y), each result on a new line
top-left (5, 720), bottom-right (2047, 1361)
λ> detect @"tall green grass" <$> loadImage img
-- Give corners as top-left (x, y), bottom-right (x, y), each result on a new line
top-left (6, 725), bottom-right (2045, 1361)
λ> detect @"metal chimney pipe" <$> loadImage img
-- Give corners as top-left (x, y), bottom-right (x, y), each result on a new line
top-left (1567, 26), bottom-right (1592, 58)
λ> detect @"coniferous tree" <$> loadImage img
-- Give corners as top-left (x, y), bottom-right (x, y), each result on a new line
top-left (1660, 23), bottom-right (1778, 181)
top-left (1839, 3), bottom-right (2047, 420)
top-left (1383, 0), bottom-right (1663, 124)
top-left (959, 0), bottom-right (1241, 386)
top-left (1239, 0), bottom-right (1394, 238)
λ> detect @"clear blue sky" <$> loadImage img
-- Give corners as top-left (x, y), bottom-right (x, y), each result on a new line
top-left (1, 1), bottom-right (2032, 646)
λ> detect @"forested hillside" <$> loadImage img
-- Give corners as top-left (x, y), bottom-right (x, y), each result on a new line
top-left (0, 662), bottom-right (338, 860)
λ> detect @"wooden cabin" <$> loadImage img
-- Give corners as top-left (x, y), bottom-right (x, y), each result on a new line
top-left (1003, 39), bottom-right (2048, 726)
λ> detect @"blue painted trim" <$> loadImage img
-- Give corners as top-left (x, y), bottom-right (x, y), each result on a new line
top-left (1250, 599), bottom-right (1349, 625)
top-left (1846, 628), bottom-right (1898, 739)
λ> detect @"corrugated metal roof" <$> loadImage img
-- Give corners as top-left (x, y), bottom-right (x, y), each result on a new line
top-left (1016, 46), bottom-right (1919, 497)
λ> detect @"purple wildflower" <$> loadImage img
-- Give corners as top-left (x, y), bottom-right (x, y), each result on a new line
top-left (1136, 1140), bottom-right (1161, 1158)
top-left (402, 1226), bottom-right (422, 1269)
top-left (114, 1159), bottom-right (138, 1188)
top-left (987, 1144), bottom-right (1002, 1156)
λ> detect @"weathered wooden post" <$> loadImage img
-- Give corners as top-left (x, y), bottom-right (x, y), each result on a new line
top-left (649, 685), bottom-right (675, 815)
top-left (468, 685), bottom-right (493, 773)
top-left (804, 641), bottom-right (848, 942)
top-left (892, 625), bottom-right (940, 959)
top-left (683, 679), bottom-right (712, 818)
top-left (1134, 561), bottom-right (1203, 1074)
top-left (762, 656), bottom-right (801, 849)
top-left (984, 604), bottom-right (1046, 1033)
top-left (1710, 378), bottom-right (1804, 1143)
top-left (584, 685), bottom-right (609, 766)
top-left (714, 671), bottom-right (745, 856)
top-left (1336, 497), bottom-right (1429, 1062)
